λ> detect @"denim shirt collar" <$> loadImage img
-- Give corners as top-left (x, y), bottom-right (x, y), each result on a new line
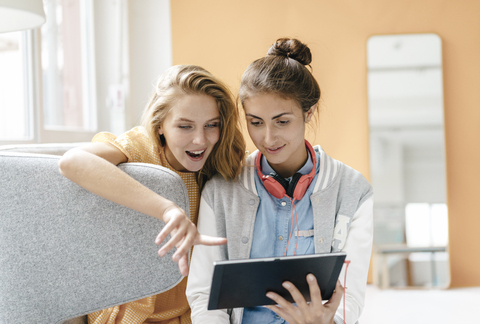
top-left (261, 149), bottom-right (313, 180)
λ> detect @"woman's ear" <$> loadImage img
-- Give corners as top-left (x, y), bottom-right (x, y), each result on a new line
top-left (304, 103), bottom-right (317, 123)
top-left (158, 126), bottom-right (163, 135)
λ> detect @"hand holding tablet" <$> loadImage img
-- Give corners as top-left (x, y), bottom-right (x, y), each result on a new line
top-left (207, 252), bottom-right (346, 310)
top-left (265, 274), bottom-right (344, 324)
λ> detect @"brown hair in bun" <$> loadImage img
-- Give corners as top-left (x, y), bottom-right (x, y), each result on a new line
top-left (239, 37), bottom-right (320, 115)
top-left (266, 38), bottom-right (312, 66)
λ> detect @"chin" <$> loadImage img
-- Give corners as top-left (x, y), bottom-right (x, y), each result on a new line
top-left (264, 155), bottom-right (287, 166)
top-left (185, 162), bottom-right (204, 172)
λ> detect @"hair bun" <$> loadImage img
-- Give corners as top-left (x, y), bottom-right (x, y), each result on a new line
top-left (266, 38), bottom-right (312, 65)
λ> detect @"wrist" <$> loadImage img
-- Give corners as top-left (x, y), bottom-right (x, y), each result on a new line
top-left (156, 200), bottom-right (177, 222)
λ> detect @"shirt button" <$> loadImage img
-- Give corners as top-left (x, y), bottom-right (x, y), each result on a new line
top-left (318, 237), bottom-right (324, 243)
top-left (242, 237), bottom-right (249, 244)
top-left (249, 199), bottom-right (255, 205)
top-left (281, 201), bottom-right (287, 206)
top-left (278, 236), bottom-right (284, 241)
top-left (275, 315), bottom-right (281, 319)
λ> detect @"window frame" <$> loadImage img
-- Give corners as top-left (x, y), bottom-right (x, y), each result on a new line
top-left (0, 30), bottom-right (37, 145)
top-left (0, 0), bottom-right (98, 145)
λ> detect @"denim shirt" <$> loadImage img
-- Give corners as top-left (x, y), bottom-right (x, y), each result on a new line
top-left (242, 151), bottom-right (320, 324)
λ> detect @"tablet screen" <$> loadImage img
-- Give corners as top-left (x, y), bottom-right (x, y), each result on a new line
top-left (208, 252), bottom-right (346, 310)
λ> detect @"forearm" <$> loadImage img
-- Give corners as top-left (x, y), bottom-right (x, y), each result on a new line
top-left (335, 196), bottom-right (374, 324)
top-left (58, 145), bottom-right (174, 221)
top-left (187, 196), bottom-right (229, 323)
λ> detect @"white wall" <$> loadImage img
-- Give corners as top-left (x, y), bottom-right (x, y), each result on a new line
top-left (93, 0), bottom-right (121, 133)
top-left (126, 0), bottom-right (172, 128)
top-left (93, 0), bottom-right (172, 135)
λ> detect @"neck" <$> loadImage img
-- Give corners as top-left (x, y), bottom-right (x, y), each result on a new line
top-left (268, 147), bottom-right (308, 179)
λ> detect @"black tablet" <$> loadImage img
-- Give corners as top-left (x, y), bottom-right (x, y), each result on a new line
top-left (207, 252), bottom-right (346, 310)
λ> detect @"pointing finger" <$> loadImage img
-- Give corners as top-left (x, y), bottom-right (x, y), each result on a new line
top-left (194, 234), bottom-right (227, 246)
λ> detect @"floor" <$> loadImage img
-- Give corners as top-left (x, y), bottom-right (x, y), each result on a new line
top-left (358, 284), bottom-right (480, 323)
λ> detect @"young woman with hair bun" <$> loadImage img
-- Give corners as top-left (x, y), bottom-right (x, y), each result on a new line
top-left (187, 38), bottom-right (373, 324)
top-left (59, 65), bottom-right (246, 324)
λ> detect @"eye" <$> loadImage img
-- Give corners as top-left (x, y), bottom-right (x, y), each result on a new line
top-left (249, 120), bottom-right (262, 126)
top-left (178, 125), bottom-right (192, 129)
top-left (277, 120), bottom-right (290, 125)
top-left (205, 122), bottom-right (219, 128)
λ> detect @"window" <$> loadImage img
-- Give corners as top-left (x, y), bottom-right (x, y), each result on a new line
top-left (0, 0), bottom-right (97, 144)
top-left (1, 1), bottom-right (173, 145)
top-left (405, 203), bottom-right (448, 247)
top-left (0, 31), bottom-right (32, 141)
top-left (42, 0), bottom-right (96, 132)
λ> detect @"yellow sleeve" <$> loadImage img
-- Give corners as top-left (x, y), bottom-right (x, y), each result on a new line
top-left (92, 126), bottom-right (161, 164)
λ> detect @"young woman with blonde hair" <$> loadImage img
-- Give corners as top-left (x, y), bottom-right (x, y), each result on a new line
top-left (59, 64), bottom-right (245, 324)
top-left (187, 39), bottom-right (373, 324)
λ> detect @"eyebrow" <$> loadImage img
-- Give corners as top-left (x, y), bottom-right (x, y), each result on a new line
top-left (177, 116), bottom-right (220, 123)
top-left (245, 112), bottom-right (292, 120)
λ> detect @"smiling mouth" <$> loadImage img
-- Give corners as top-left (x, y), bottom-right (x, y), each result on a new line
top-left (186, 149), bottom-right (206, 158)
top-left (265, 145), bottom-right (285, 153)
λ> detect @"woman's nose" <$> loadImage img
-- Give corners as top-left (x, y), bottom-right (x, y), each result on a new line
top-left (192, 129), bottom-right (206, 146)
top-left (264, 126), bottom-right (277, 145)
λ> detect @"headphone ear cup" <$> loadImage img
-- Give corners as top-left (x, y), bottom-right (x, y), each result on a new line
top-left (287, 173), bottom-right (302, 198)
top-left (270, 173), bottom-right (289, 192)
top-left (261, 173), bottom-right (288, 199)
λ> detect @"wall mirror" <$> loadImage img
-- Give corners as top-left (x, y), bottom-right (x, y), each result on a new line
top-left (367, 34), bottom-right (449, 288)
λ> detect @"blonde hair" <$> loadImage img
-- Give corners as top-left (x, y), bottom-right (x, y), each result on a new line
top-left (141, 65), bottom-right (245, 188)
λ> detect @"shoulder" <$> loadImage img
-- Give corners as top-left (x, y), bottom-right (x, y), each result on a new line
top-left (313, 145), bottom-right (372, 198)
top-left (92, 126), bottom-right (150, 145)
top-left (206, 150), bottom-right (258, 191)
top-left (115, 126), bottom-right (160, 164)
top-left (202, 154), bottom-right (258, 205)
top-left (236, 150), bottom-right (260, 195)
top-left (203, 172), bottom-right (245, 197)
top-left (120, 126), bottom-right (151, 142)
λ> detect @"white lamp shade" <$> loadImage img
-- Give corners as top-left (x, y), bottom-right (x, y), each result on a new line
top-left (0, 0), bottom-right (46, 33)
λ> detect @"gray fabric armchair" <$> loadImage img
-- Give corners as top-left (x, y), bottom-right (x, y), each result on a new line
top-left (0, 148), bottom-right (188, 324)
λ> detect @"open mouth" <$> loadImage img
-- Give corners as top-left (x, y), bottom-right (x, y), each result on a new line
top-left (186, 149), bottom-right (206, 159)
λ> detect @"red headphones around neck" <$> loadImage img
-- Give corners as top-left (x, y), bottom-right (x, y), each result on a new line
top-left (256, 140), bottom-right (317, 201)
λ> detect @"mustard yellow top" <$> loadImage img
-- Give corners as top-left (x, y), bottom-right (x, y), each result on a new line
top-left (88, 126), bottom-right (198, 324)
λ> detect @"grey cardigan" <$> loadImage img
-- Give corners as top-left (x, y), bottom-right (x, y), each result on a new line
top-left (187, 146), bottom-right (374, 324)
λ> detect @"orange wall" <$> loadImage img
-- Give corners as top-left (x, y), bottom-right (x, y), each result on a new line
top-left (171, 0), bottom-right (480, 288)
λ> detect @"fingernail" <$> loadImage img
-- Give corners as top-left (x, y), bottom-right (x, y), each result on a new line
top-left (172, 254), bottom-right (179, 262)
top-left (266, 292), bottom-right (274, 299)
top-left (158, 250), bottom-right (166, 257)
top-left (308, 274), bottom-right (315, 281)
top-left (283, 282), bottom-right (291, 289)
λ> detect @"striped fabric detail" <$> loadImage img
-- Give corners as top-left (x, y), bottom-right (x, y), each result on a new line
top-left (242, 153), bottom-right (258, 195)
top-left (294, 229), bottom-right (315, 237)
top-left (313, 147), bottom-right (338, 193)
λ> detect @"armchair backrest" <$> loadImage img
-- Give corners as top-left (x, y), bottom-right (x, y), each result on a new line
top-left (0, 152), bottom-right (187, 324)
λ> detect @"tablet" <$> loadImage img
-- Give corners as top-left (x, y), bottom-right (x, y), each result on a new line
top-left (207, 252), bottom-right (346, 310)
